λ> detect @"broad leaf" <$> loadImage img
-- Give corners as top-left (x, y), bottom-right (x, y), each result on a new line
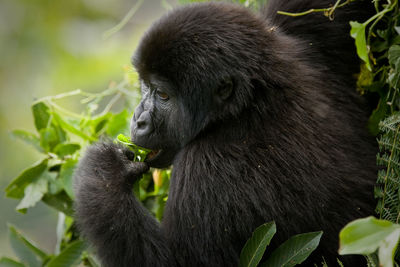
top-left (84, 255), bottom-right (100, 267)
top-left (52, 112), bottom-right (95, 141)
top-left (5, 159), bottom-right (48, 199)
top-left (388, 45), bottom-right (400, 67)
top-left (39, 127), bottom-right (59, 152)
top-left (388, 45), bottom-right (400, 89)
top-left (240, 222), bottom-right (276, 267)
top-left (261, 231), bottom-right (322, 267)
top-left (88, 113), bottom-right (111, 135)
top-left (59, 158), bottom-right (78, 200)
top-left (350, 21), bottom-right (371, 71)
top-left (45, 240), bottom-right (86, 267)
top-left (8, 225), bottom-right (47, 267)
top-left (53, 143), bottom-right (80, 158)
top-left (32, 102), bottom-right (51, 131)
top-left (339, 216), bottom-right (400, 267)
top-left (42, 191), bottom-right (74, 216)
top-left (395, 26), bottom-right (400, 35)
top-left (368, 99), bottom-right (388, 136)
top-left (16, 174), bottom-right (48, 212)
top-left (106, 110), bottom-right (130, 137)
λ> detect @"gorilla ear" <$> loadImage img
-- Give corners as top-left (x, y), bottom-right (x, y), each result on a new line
top-left (215, 77), bottom-right (234, 102)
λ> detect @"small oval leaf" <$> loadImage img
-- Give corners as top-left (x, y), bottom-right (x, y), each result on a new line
top-left (261, 231), bottom-right (323, 267)
top-left (339, 216), bottom-right (400, 267)
top-left (45, 240), bottom-right (86, 267)
top-left (240, 222), bottom-right (276, 267)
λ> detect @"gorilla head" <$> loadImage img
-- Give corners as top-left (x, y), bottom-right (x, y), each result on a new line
top-left (130, 3), bottom-right (293, 168)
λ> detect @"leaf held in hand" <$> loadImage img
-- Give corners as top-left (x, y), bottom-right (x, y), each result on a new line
top-left (116, 134), bottom-right (150, 162)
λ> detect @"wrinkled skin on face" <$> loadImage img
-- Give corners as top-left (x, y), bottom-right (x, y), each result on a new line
top-left (131, 67), bottom-right (234, 168)
top-left (130, 75), bottom-right (182, 168)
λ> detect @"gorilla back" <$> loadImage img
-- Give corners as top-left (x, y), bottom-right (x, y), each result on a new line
top-left (74, 1), bottom-right (377, 266)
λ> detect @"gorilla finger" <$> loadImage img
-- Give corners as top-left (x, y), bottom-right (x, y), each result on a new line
top-left (126, 162), bottom-right (150, 180)
top-left (124, 149), bottom-right (135, 161)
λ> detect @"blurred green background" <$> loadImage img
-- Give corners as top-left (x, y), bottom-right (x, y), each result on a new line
top-left (0, 0), bottom-right (177, 256)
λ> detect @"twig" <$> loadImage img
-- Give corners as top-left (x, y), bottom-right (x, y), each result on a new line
top-left (34, 89), bottom-right (87, 104)
top-left (277, 0), bottom-right (355, 19)
top-left (99, 92), bottom-right (123, 117)
top-left (103, 0), bottom-right (144, 39)
top-left (48, 100), bottom-right (84, 119)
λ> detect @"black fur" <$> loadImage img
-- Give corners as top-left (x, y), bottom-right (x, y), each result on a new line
top-left (74, 1), bottom-right (377, 266)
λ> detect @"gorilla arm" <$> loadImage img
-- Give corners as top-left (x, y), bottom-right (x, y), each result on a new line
top-left (73, 143), bottom-right (176, 267)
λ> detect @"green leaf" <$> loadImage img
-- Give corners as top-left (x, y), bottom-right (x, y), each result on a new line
top-left (368, 99), bottom-right (389, 136)
top-left (39, 127), bottom-right (59, 152)
top-left (5, 159), bottom-right (48, 199)
top-left (84, 255), bottom-right (100, 267)
top-left (350, 21), bottom-right (371, 71)
top-left (45, 240), bottom-right (86, 267)
top-left (116, 134), bottom-right (150, 161)
top-left (59, 159), bottom-right (78, 200)
top-left (388, 45), bottom-right (400, 67)
top-left (0, 257), bottom-right (25, 267)
top-left (11, 130), bottom-right (43, 153)
top-left (52, 112), bottom-right (96, 141)
top-left (339, 217), bottom-right (400, 267)
top-left (117, 133), bottom-right (130, 143)
top-left (16, 174), bottom-right (48, 211)
top-left (52, 121), bottom-right (67, 144)
top-left (42, 191), bottom-right (74, 217)
top-left (8, 225), bottom-right (47, 267)
top-left (88, 113), bottom-right (111, 135)
top-left (106, 110), bottom-right (130, 137)
top-left (53, 143), bottom-right (80, 157)
top-left (240, 222), bottom-right (276, 267)
top-left (388, 45), bottom-right (400, 89)
top-left (48, 176), bottom-right (64, 195)
top-left (261, 231), bottom-right (322, 267)
top-left (395, 26), bottom-right (400, 35)
top-left (32, 102), bottom-right (51, 131)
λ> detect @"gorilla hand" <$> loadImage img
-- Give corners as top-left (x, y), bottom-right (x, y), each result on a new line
top-left (74, 142), bottom-right (149, 193)
top-left (73, 142), bottom-right (173, 267)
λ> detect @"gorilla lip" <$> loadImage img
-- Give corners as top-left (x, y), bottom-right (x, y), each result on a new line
top-left (146, 149), bottom-right (161, 160)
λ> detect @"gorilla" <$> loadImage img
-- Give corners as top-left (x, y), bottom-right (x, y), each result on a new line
top-left (74, 1), bottom-right (377, 266)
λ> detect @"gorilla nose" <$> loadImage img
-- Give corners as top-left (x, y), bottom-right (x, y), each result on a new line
top-left (136, 119), bottom-right (146, 129)
top-left (132, 110), bottom-right (153, 142)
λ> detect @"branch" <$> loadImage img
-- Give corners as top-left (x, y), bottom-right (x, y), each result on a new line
top-left (277, 0), bottom-right (356, 20)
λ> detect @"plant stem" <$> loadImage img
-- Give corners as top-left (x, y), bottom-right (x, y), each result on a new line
top-left (277, 0), bottom-right (355, 18)
top-left (103, 0), bottom-right (144, 39)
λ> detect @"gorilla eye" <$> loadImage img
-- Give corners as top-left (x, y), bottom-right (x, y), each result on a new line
top-left (156, 90), bottom-right (169, 100)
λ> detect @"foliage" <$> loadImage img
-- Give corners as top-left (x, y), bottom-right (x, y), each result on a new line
top-left (1, 68), bottom-right (171, 266)
top-left (338, 0), bottom-right (400, 266)
top-left (348, 0), bottom-right (400, 237)
top-left (116, 133), bottom-right (150, 162)
top-left (239, 222), bottom-right (322, 267)
top-left (3, 0), bottom-right (400, 266)
top-left (339, 217), bottom-right (400, 267)
top-left (376, 113), bottom-right (400, 222)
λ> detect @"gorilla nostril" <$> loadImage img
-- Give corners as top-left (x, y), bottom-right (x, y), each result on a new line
top-left (137, 120), bottom-right (146, 128)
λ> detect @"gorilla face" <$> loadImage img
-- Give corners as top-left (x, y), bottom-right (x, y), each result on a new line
top-left (130, 70), bottom-right (235, 169)
top-left (130, 74), bottom-right (182, 168)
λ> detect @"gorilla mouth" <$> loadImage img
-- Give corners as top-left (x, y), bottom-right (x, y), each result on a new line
top-left (144, 147), bottom-right (178, 169)
top-left (146, 149), bottom-right (161, 160)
